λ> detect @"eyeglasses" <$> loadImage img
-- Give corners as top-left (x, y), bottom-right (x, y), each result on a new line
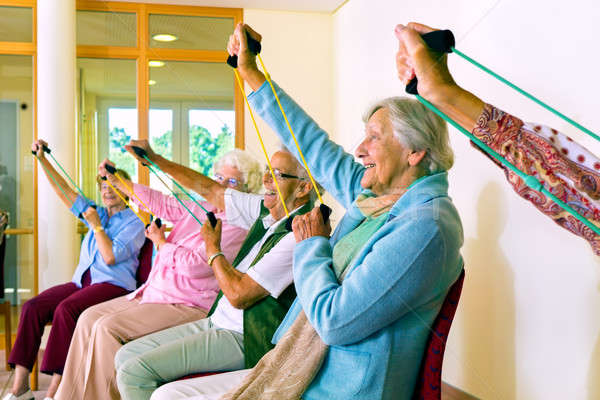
top-left (264, 166), bottom-right (305, 181)
top-left (214, 174), bottom-right (242, 188)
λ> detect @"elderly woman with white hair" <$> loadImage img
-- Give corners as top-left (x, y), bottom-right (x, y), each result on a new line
top-left (155, 24), bottom-right (465, 400)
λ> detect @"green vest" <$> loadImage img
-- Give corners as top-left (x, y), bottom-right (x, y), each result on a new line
top-left (208, 200), bottom-right (312, 368)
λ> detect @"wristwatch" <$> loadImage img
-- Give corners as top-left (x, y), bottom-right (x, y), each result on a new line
top-left (93, 225), bottom-right (104, 233)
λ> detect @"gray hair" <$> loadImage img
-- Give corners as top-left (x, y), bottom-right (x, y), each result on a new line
top-left (277, 145), bottom-right (325, 204)
top-left (363, 97), bottom-right (453, 174)
top-left (213, 149), bottom-right (262, 193)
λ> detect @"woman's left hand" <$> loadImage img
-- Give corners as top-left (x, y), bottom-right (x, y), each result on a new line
top-left (82, 206), bottom-right (101, 229)
top-left (292, 206), bottom-right (332, 243)
top-left (201, 218), bottom-right (223, 253)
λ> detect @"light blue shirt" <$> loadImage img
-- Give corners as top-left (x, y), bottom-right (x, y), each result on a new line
top-left (70, 195), bottom-right (146, 291)
top-left (249, 81), bottom-right (464, 400)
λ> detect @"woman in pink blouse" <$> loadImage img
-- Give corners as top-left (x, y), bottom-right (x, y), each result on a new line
top-left (55, 149), bottom-right (262, 400)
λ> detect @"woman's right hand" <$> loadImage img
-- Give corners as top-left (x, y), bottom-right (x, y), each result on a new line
top-left (31, 139), bottom-right (48, 159)
top-left (227, 23), bottom-right (264, 87)
top-left (394, 22), bottom-right (457, 103)
top-left (98, 158), bottom-right (119, 185)
top-left (124, 139), bottom-right (158, 164)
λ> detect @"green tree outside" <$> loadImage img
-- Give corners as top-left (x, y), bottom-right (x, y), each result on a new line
top-left (108, 123), bottom-right (233, 180)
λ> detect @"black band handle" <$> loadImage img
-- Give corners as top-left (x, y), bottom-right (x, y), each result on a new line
top-left (206, 211), bottom-right (218, 228)
top-left (146, 217), bottom-right (162, 229)
top-left (131, 146), bottom-right (149, 166)
top-left (405, 29), bottom-right (455, 95)
top-left (104, 164), bottom-right (117, 175)
top-left (31, 144), bottom-right (51, 156)
top-left (227, 32), bottom-right (262, 68)
top-left (78, 203), bottom-right (97, 219)
top-left (285, 203), bottom-right (332, 232)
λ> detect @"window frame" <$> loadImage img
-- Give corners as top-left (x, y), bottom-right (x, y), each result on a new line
top-left (75, 1), bottom-right (244, 187)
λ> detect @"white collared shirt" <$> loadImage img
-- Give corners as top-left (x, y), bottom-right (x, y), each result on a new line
top-left (210, 189), bottom-right (296, 334)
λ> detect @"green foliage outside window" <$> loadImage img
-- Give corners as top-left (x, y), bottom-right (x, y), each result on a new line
top-left (108, 123), bottom-right (233, 179)
top-left (189, 124), bottom-right (233, 176)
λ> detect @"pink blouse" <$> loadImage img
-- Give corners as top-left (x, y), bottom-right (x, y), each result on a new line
top-left (127, 184), bottom-right (248, 309)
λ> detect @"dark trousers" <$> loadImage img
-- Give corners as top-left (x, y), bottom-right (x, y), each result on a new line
top-left (8, 270), bottom-right (128, 375)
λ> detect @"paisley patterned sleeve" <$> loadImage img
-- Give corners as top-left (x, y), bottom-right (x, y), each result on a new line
top-left (472, 103), bottom-right (600, 255)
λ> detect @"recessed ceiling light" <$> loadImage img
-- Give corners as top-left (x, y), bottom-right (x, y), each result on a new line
top-left (149, 60), bottom-right (165, 67)
top-left (148, 80), bottom-right (156, 86)
top-left (152, 34), bottom-right (178, 42)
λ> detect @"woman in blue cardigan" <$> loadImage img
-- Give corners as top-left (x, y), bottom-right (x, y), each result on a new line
top-left (152, 23), bottom-right (464, 400)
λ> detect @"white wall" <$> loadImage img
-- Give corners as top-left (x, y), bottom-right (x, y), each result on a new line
top-left (241, 9), bottom-right (340, 218)
top-left (332, 0), bottom-right (600, 399)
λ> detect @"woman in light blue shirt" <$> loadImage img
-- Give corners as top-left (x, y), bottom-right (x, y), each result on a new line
top-left (5, 140), bottom-right (145, 400)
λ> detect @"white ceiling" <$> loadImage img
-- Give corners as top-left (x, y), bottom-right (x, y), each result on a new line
top-left (111, 0), bottom-right (348, 13)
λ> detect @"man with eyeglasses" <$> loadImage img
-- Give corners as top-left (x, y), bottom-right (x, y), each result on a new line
top-left (112, 140), bottom-right (319, 400)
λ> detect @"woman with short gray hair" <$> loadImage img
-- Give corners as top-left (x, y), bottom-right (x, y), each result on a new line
top-left (363, 96), bottom-right (454, 175)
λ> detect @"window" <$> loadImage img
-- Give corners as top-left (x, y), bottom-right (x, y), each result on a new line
top-left (76, 3), bottom-right (243, 196)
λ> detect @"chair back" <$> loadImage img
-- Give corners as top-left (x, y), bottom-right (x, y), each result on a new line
top-left (412, 269), bottom-right (465, 400)
top-left (0, 236), bottom-right (6, 299)
top-left (136, 238), bottom-right (154, 288)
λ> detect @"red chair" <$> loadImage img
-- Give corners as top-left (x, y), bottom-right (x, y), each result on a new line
top-left (412, 269), bottom-right (465, 400)
top-left (136, 238), bottom-right (154, 287)
top-left (177, 270), bottom-right (466, 400)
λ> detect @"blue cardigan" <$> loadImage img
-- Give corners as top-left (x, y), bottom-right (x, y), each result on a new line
top-left (249, 81), bottom-right (464, 400)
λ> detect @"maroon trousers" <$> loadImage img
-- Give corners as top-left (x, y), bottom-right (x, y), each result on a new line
top-left (8, 270), bottom-right (128, 375)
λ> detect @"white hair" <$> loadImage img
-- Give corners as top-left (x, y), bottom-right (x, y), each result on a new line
top-left (363, 97), bottom-right (454, 174)
top-left (213, 149), bottom-right (262, 193)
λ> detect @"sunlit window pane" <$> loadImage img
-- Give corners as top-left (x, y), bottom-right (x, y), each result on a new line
top-left (188, 110), bottom-right (234, 176)
top-left (77, 58), bottom-right (137, 194)
top-left (108, 108), bottom-right (138, 181)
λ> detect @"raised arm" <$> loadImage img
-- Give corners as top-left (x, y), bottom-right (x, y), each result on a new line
top-left (394, 22), bottom-right (484, 132)
top-left (32, 139), bottom-right (78, 208)
top-left (123, 140), bottom-right (226, 210)
top-left (228, 23), bottom-right (365, 208)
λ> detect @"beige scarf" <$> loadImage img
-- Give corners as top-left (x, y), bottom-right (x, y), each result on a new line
top-left (220, 195), bottom-right (398, 400)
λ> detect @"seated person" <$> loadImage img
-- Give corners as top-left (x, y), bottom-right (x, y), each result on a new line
top-left (150, 23), bottom-right (464, 400)
top-left (54, 149), bottom-right (260, 400)
top-left (4, 139), bottom-right (145, 400)
top-left (112, 140), bottom-right (319, 400)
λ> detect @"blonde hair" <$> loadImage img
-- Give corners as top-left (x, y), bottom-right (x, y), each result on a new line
top-left (96, 169), bottom-right (131, 202)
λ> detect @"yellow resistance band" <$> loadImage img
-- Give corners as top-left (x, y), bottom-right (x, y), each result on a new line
top-left (113, 173), bottom-right (157, 222)
top-left (233, 68), bottom-right (290, 217)
top-left (102, 178), bottom-right (146, 224)
top-left (257, 54), bottom-right (324, 205)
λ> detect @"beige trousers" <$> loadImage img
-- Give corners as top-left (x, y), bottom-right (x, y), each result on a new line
top-left (54, 295), bottom-right (207, 400)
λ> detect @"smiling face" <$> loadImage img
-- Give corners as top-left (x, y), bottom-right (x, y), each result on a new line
top-left (262, 151), bottom-right (308, 218)
top-left (99, 181), bottom-right (127, 209)
top-left (355, 107), bottom-right (414, 196)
